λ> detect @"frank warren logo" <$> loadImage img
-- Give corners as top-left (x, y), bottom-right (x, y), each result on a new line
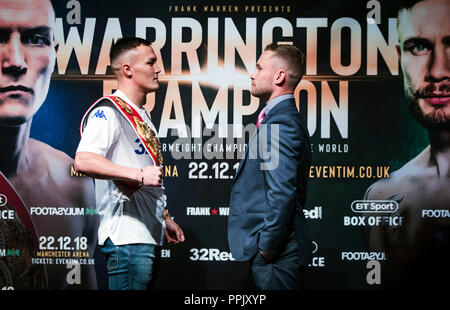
top-left (30, 207), bottom-right (98, 216)
top-left (186, 207), bottom-right (229, 216)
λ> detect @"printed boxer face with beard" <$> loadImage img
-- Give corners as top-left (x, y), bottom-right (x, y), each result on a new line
top-left (397, 0), bottom-right (450, 131)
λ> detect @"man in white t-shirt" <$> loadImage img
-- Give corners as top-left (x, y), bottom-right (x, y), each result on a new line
top-left (74, 37), bottom-right (185, 290)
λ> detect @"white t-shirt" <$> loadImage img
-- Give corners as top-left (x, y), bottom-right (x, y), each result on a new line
top-left (76, 90), bottom-right (166, 246)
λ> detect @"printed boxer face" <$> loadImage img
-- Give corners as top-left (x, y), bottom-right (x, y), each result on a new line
top-left (0, 0), bottom-right (57, 126)
top-left (397, 0), bottom-right (450, 130)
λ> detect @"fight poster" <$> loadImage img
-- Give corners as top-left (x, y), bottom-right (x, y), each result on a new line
top-left (0, 0), bottom-right (448, 290)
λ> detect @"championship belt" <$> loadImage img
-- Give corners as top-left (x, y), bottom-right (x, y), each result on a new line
top-left (80, 96), bottom-right (163, 166)
top-left (0, 172), bottom-right (47, 289)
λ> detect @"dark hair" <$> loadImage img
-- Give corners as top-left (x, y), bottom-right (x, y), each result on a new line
top-left (264, 43), bottom-right (306, 88)
top-left (109, 37), bottom-right (152, 64)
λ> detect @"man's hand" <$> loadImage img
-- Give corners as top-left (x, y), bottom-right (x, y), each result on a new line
top-left (259, 249), bottom-right (272, 262)
top-left (164, 217), bottom-right (185, 244)
top-left (142, 165), bottom-right (163, 186)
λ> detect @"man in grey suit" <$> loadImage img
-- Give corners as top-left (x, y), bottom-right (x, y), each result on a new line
top-left (228, 44), bottom-right (313, 290)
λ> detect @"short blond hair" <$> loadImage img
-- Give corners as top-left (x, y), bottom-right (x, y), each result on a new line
top-left (264, 43), bottom-right (306, 88)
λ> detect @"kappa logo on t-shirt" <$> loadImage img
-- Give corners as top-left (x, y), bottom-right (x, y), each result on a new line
top-left (92, 109), bottom-right (107, 120)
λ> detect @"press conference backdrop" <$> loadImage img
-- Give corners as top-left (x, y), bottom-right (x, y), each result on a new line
top-left (1, 0), bottom-right (445, 290)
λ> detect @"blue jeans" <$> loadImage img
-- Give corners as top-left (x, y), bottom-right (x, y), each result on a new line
top-left (100, 238), bottom-right (157, 290)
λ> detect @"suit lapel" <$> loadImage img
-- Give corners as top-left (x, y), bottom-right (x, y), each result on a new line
top-left (233, 126), bottom-right (257, 182)
top-left (232, 98), bottom-right (295, 183)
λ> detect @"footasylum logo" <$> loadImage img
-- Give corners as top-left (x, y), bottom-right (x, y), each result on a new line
top-left (30, 207), bottom-right (98, 216)
top-left (341, 251), bottom-right (386, 261)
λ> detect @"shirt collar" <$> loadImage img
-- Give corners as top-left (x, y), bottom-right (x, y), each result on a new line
top-left (263, 93), bottom-right (294, 115)
top-left (112, 89), bottom-right (157, 133)
top-left (112, 89), bottom-right (145, 114)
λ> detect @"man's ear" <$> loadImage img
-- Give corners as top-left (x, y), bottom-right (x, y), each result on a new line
top-left (122, 64), bottom-right (132, 78)
top-left (274, 70), bottom-right (287, 86)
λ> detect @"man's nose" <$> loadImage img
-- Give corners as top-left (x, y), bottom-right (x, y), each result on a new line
top-left (154, 63), bottom-right (161, 74)
top-left (426, 46), bottom-right (449, 83)
top-left (1, 34), bottom-right (27, 78)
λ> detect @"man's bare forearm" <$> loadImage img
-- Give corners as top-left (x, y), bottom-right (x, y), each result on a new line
top-left (74, 152), bottom-right (162, 186)
top-left (74, 151), bottom-right (141, 183)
